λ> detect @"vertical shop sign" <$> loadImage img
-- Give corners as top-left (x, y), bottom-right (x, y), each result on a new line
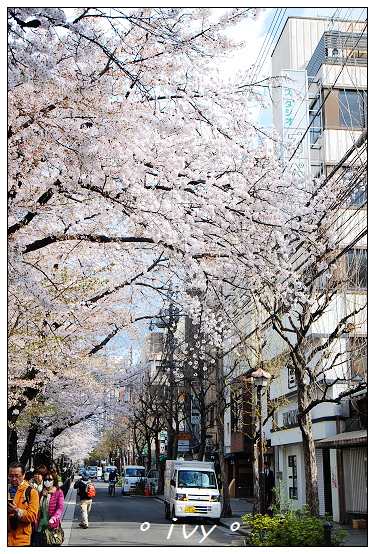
top-left (280, 69), bottom-right (310, 176)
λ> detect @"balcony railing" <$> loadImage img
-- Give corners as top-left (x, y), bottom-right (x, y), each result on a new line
top-left (307, 31), bottom-right (367, 80)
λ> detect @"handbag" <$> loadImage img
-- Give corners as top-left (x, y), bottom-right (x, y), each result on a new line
top-left (40, 524), bottom-right (65, 546)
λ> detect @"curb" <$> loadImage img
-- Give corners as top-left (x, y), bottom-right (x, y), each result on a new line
top-left (213, 519), bottom-right (249, 538)
top-left (61, 484), bottom-right (78, 547)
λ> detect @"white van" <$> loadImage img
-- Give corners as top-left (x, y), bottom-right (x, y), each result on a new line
top-left (103, 465), bottom-right (117, 482)
top-left (121, 465), bottom-right (146, 495)
top-left (87, 466), bottom-right (98, 479)
top-left (164, 460), bottom-right (221, 523)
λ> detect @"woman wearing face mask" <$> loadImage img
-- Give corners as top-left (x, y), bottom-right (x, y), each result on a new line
top-left (34, 469), bottom-right (64, 546)
top-left (29, 465), bottom-right (47, 493)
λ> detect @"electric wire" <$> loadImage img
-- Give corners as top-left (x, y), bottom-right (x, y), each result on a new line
top-left (247, 8), bottom-right (287, 85)
top-left (285, 19), bottom-right (367, 166)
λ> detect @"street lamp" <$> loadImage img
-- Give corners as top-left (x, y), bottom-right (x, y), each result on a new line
top-left (251, 368), bottom-right (271, 515)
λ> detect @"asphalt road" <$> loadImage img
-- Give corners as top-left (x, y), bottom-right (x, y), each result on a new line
top-left (68, 481), bottom-right (240, 547)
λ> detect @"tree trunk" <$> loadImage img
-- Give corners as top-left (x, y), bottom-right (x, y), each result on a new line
top-left (297, 378), bottom-right (320, 517)
top-left (250, 379), bottom-right (260, 514)
top-left (215, 356), bottom-right (232, 517)
top-left (20, 425), bottom-right (39, 467)
top-left (172, 422), bottom-right (179, 459)
top-left (198, 402), bottom-right (207, 461)
top-left (252, 440), bottom-right (260, 514)
top-left (217, 413), bottom-right (232, 517)
top-left (154, 428), bottom-right (164, 494)
top-left (146, 437), bottom-right (152, 471)
top-left (8, 427), bottom-right (18, 463)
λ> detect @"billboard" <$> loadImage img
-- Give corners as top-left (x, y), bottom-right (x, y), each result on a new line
top-left (279, 69), bottom-right (310, 176)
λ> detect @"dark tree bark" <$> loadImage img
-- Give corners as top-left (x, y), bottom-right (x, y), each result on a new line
top-left (8, 428), bottom-right (18, 463)
top-left (295, 357), bottom-right (320, 517)
top-left (215, 357), bottom-right (232, 517)
top-left (20, 425), bottom-right (40, 467)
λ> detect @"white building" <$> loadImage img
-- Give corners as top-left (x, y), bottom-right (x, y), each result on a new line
top-left (223, 14), bottom-right (367, 524)
top-left (266, 15), bottom-right (367, 523)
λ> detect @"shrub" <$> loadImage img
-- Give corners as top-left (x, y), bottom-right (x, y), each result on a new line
top-left (242, 505), bottom-right (348, 547)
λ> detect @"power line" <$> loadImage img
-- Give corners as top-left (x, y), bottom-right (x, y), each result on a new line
top-left (247, 8), bottom-right (287, 85)
top-left (286, 21), bottom-right (367, 166)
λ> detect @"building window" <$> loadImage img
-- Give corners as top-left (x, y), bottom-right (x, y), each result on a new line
top-left (350, 184), bottom-right (367, 207)
top-left (346, 249), bottom-right (367, 290)
top-left (287, 365), bottom-right (296, 388)
top-left (339, 89), bottom-right (367, 129)
top-left (288, 455), bottom-right (298, 499)
top-left (309, 99), bottom-right (322, 145)
top-left (349, 337), bottom-right (367, 381)
top-left (122, 391), bottom-right (130, 402)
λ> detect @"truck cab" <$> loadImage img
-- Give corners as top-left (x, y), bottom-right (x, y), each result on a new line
top-left (121, 465), bottom-right (146, 495)
top-left (164, 460), bottom-right (221, 523)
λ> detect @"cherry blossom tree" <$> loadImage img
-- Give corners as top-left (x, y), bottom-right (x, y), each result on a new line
top-left (8, 7), bottom-right (348, 476)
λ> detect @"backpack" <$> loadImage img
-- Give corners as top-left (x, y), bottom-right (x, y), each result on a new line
top-left (24, 485), bottom-right (32, 505)
top-left (24, 486), bottom-right (36, 535)
top-left (85, 482), bottom-right (96, 498)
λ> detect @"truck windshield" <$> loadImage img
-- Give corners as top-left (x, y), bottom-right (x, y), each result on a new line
top-left (177, 470), bottom-right (217, 488)
top-left (126, 468), bottom-right (145, 477)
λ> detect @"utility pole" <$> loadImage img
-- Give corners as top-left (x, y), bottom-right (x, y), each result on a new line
top-left (165, 302), bottom-right (178, 460)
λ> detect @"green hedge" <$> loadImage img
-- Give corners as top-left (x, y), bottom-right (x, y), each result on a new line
top-left (242, 506), bottom-right (348, 547)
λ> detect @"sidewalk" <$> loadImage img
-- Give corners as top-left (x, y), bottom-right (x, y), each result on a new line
top-left (60, 483), bottom-right (78, 546)
top-left (219, 498), bottom-right (368, 547)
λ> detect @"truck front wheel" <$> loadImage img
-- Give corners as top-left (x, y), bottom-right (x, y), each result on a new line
top-left (164, 502), bottom-right (171, 520)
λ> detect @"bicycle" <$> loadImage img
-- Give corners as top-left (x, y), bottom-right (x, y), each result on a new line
top-left (108, 481), bottom-right (116, 496)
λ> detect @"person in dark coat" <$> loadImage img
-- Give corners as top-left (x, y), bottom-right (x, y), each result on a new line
top-left (74, 471), bottom-right (92, 529)
top-left (264, 462), bottom-right (274, 508)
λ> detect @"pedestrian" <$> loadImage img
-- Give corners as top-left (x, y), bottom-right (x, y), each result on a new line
top-left (34, 468), bottom-right (65, 546)
top-left (29, 465), bottom-right (47, 493)
top-left (264, 461), bottom-right (274, 508)
top-left (74, 471), bottom-right (92, 529)
top-left (7, 461), bottom-right (39, 546)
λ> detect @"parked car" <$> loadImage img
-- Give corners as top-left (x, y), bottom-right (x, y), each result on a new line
top-left (87, 466), bottom-right (98, 479)
top-left (121, 465), bottom-right (146, 495)
top-left (103, 465), bottom-right (118, 482)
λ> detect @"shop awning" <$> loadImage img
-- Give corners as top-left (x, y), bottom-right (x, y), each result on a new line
top-left (316, 429), bottom-right (367, 449)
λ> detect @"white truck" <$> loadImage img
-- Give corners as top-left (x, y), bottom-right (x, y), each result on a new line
top-left (164, 460), bottom-right (221, 523)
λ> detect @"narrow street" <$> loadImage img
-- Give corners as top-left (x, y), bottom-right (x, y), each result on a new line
top-left (66, 481), bottom-right (242, 547)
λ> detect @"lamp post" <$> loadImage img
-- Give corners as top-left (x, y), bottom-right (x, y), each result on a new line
top-left (251, 368), bottom-right (271, 515)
